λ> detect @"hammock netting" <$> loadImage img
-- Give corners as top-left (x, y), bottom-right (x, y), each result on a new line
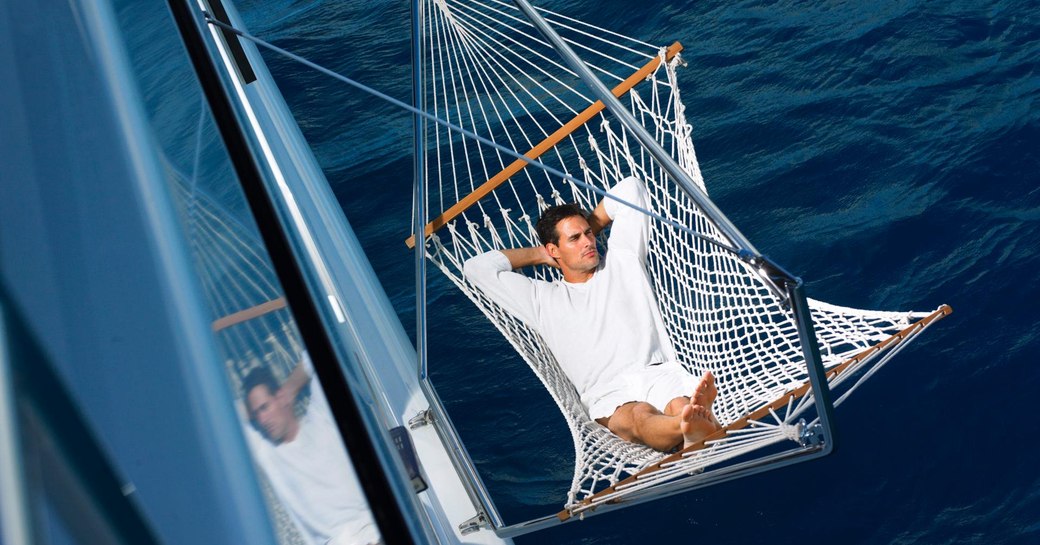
top-left (417, 0), bottom-right (948, 516)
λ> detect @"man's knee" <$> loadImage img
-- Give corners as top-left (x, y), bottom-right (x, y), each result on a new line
top-left (603, 402), bottom-right (637, 438)
top-left (664, 396), bottom-right (688, 416)
top-left (609, 402), bottom-right (660, 442)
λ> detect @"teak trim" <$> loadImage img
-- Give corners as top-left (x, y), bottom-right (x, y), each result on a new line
top-left (557, 304), bottom-right (953, 521)
top-left (405, 42), bottom-right (684, 248)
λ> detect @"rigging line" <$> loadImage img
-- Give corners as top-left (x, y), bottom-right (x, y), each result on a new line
top-left (447, 11), bottom-right (564, 213)
top-left (450, 8), bottom-right (548, 233)
top-left (468, 0), bottom-right (645, 72)
top-left (203, 16), bottom-right (741, 257)
top-left (538, 14), bottom-right (653, 62)
top-left (446, 16), bottom-right (561, 220)
top-left (444, 0), bottom-right (595, 105)
top-left (442, 10), bottom-right (526, 226)
top-left (444, 16), bottom-right (607, 209)
top-left (425, 8), bottom-right (447, 214)
top-left (447, 9), bottom-right (585, 168)
top-left (482, 0), bottom-right (660, 52)
top-left (456, 0), bottom-right (634, 82)
top-left (431, 8), bottom-right (459, 206)
top-left (438, 10), bottom-right (481, 206)
top-left (449, 23), bottom-right (556, 168)
top-left (467, 0), bottom-right (647, 71)
top-left (443, 17), bottom-right (498, 205)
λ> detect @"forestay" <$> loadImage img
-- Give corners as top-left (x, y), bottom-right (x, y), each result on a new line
top-left (413, 0), bottom-right (950, 517)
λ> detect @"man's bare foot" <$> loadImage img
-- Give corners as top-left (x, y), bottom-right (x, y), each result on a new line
top-left (680, 404), bottom-right (716, 449)
top-left (691, 372), bottom-right (716, 408)
top-left (691, 372), bottom-right (722, 430)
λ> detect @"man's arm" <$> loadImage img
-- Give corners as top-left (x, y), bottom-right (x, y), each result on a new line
top-left (275, 357), bottom-right (312, 409)
top-left (588, 199), bottom-right (611, 236)
top-left (499, 245), bottom-right (558, 270)
top-left (463, 250), bottom-right (540, 325)
top-left (599, 177), bottom-right (649, 258)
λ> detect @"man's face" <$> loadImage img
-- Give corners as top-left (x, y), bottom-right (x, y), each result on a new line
top-left (546, 215), bottom-right (599, 274)
top-left (247, 384), bottom-right (296, 444)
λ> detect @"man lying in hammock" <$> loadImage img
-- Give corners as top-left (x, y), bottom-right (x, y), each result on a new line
top-left (464, 176), bottom-right (721, 452)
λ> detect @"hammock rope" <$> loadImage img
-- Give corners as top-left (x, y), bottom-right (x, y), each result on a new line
top-left (414, 0), bottom-right (951, 516)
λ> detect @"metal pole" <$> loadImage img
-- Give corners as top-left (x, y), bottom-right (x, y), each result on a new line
top-left (0, 304), bottom-right (32, 545)
top-left (788, 278), bottom-right (837, 455)
top-left (510, 0), bottom-right (759, 255)
top-left (409, 0), bottom-right (503, 530)
top-left (411, 0), bottom-right (429, 381)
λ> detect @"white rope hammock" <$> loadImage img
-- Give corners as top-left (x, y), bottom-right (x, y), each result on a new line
top-left (415, 0), bottom-right (950, 517)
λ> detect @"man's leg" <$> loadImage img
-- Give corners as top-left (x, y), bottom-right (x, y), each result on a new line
top-left (597, 373), bottom-right (719, 452)
top-left (597, 401), bottom-right (690, 452)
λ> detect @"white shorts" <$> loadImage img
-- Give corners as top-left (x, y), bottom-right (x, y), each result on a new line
top-left (584, 361), bottom-right (700, 420)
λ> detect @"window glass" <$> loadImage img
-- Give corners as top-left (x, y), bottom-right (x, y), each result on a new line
top-left (109, 2), bottom-right (382, 543)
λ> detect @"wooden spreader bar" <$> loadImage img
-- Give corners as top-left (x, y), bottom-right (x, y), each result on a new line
top-left (557, 304), bottom-right (953, 521)
top-left (211, 297), bottom-right (288, 332)
top-left (405, 42), bottom-right (684, 248)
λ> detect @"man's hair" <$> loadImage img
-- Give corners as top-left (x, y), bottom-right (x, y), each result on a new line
top-left (535, 203), bottom-right (588, 246)
top-left (241, 366), bottom-right (279, 402)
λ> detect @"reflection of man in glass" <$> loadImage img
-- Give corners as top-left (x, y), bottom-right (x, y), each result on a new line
top-left (242, 354), bottom-right (379, 545)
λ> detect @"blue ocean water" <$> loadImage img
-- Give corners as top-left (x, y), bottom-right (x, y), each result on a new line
top-left (239, 1), bottom-right (1039, 543)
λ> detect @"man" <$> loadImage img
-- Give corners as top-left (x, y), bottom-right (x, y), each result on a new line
top-left (464, 176), bottom-right (721, 452)
top-left (241, 354), bottom-right (379, 545)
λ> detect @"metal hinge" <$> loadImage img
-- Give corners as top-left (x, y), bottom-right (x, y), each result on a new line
top-left (798, 421), bottom-right (826, 447)
top-left (458, 511), bottom-right (490, 535)
top-left (408, 408), bottom-right (434, 429)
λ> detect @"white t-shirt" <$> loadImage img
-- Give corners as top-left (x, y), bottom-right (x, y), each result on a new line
top-left (243, 356), bottom-right (379, 545)
top-left (464, 177), bottom-right (679, 418)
